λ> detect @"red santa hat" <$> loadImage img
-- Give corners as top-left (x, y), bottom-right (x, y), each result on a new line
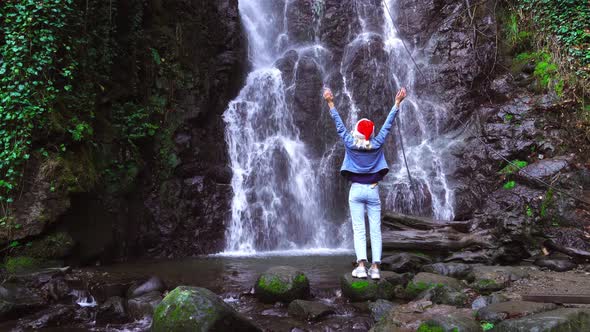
top-left (354, 118), bottom-right (375, 140)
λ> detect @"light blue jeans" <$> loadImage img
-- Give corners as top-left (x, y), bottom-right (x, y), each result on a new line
top-left (348, 182), bottom-right (382, 264)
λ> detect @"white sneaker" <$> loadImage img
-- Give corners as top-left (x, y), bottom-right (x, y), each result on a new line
top-left (369, 267), bottom-right (380, 280)
top-left (352, 266), bottom-right (368, 279)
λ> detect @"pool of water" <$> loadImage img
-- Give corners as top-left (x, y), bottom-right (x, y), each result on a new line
top-left (87, 251), bottom-right (373, 331)
top-left (93, 250), bottom-right (356, 294)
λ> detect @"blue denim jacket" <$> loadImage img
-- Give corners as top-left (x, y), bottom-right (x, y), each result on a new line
top-left (329, 105), bottom-right (399, 177)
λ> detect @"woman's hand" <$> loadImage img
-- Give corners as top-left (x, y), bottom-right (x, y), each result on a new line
top-left (395, 87), bottom-right (407, 108)
top-left (323, 88), bottom-right (335, 109)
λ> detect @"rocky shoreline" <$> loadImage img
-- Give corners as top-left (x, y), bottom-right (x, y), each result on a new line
top-left (3, 253), bottom-right (590, 331)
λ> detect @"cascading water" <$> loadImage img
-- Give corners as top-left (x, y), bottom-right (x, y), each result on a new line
top-left (223, 0), bottom-right (455, 254)
top-left (380, 0), bottom-right (455, 220)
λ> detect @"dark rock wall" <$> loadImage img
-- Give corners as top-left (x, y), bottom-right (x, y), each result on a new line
top-left (139, 0), bottom-right (247, 257)
top-left (4, 0), bottom-right (246, 263)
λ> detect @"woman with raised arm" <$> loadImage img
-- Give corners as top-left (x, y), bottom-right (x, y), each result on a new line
top-left (323, 87), bottom-right (406, 279)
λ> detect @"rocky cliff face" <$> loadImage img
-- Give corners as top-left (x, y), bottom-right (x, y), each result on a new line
top-left (4, 0), bottom-right (246, 262)
top-left (5, 0), bottom-right (588, 264)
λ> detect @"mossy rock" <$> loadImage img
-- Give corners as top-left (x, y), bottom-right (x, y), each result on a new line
top-left (152, 286), bottom-right (260, 332)
top-left (340, 272), bottom-right (397, 302)
top-left (470, 278), bottom-right (504, 294)
top-left (3, 256), bottom-right (41, 274)
top-left (404, 272), bottom-right (464, 299)
top-left (19, 232), bottom-right (75, 259)
top-left (254, 266), bottom-right (310, 303)
top-left (493, 308), bottom-right (590, 331)
top-left (417, 314), bottom-right (481, 332)
top-left (421, 286), bottom-right (469, 307)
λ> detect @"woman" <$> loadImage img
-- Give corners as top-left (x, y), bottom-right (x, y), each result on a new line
top-left (323, 87), bottom-right (406, 279)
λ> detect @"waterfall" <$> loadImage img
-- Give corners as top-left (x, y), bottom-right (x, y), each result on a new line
top-left (380, 0), bottom-right (455, 220)
top-left (223, 0), bottom-right (454, 254)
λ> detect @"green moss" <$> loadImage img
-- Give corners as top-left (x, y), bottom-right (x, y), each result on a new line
top-left (499, 160), bottom-right (528, 175)
top-left (540, 188), bottom-right (554, 218)
top-left (20, 231), bottom-right (74, 259)
top-left (4, 256), bottom-right (39, 274)
top-left (481, 322), bottom-right (495, 331)
top-left (503, 180), bottom-right (516, 190)
top-left (405, 281), bottom-right (442, 298)
top-left (258, 275), bottom-right (289, 294)
top-left (295, 273), bottom-right (307, 284)
top-left (417, 322), bottom-right (445, 332)
top-left (350, 280), bottom-right (370, 291)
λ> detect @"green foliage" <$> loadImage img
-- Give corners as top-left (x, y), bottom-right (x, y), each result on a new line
top-left (481, 322), bottom-right (495, 331)
top-left (499, 160), bottom-right (528, 175)
top-left (505, 12), bottom-right (532, 50)
top-left (113, 95), bottom-right (165, 141)
top-left (416, 323), bottom-right (445, 332)
top-left (0, 0), bottom-right (77, 203)
top-left (514, 51), bottom-right (564, 94)
top-left (503, 180), bottom-right (516, 189)
top-left (540, 188), bottom-right (554, 218)
top-left (526, 205), bottom-right (533, 217)
top-left (513, 0), bottom-right (589, 89)
top-left (4, 256), bottom-right (38, 274)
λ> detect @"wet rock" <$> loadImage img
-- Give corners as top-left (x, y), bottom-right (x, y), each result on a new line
top-left (97, 296), bottom-right (126, 324)
top-left (127, 276), bottom-right (166, 298)
top-left (381, 253), bottom-right (433, 273)
top-left (274, 50), bottom-right (299, 85)
top-left (0, 283), bottom-right (45, 318)
top-left (285, 0), bottom-right (314, 44)
top-left (476, 301), bottom-right (557, 323)
top-left (471, 293), bottom-right (509, 310)
top-left (419, 285), bottom-right (468, 307)
top-left (126, 291), bottom-right (163, 320)
top-left (340, 272), bottom-right (398, 302)
top-left (288, 299), bottom-right (334, 321)
top-left (408, 273), bottom-right (464, 293)
top-left (18, 231), bottom-right (75, 260)
top-left (90, 281), bottom-right (132, 303)
top-left (254, 266), bottom-right (310, 303)
top-left (371, 300), bottom-right (474, 332)
top-left (152, 286), bottom-right (260, 332)
top-left (493, 308), bottom-right (590, 331)
top-left (417, 313), bottom-right (481, 332)
top-left (517, 156), bottom-right (573, 188)
top-left (469, 266), bottom-right (529, 294)
top-left (41, 277), bottom-right (70, 301)
top-left (369, 299), bottom-right (396, 322)
top-left (534, 256), bottom-right (577, 272)
top-left (292, 56), bottom-right (324, 144)
top-left (18, 304), bottom-right (75, 330)
top-left (422, 263), bottom-right (473, 280)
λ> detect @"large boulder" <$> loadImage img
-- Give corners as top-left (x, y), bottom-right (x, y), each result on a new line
top-left (287, 300), bottom-right (334, 321)
top-left (476, 301), bottom-right (557, 323)
top-left (152, 286), bottom-right (260, 332)
top-left (469, 266), bottom-right (530, 294)
top-left (340, 271), bottom-right (399, 302)
top-left (381, 253), bottom-right (433, 273)
top-left (254, 266), bottom-right (310, 303)
top-left (422, 263), bottom-right (473, 280)
top-left (405, 272), bottom-right (464, 298)
top-left (493, 308), bottom-right (590, 331)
